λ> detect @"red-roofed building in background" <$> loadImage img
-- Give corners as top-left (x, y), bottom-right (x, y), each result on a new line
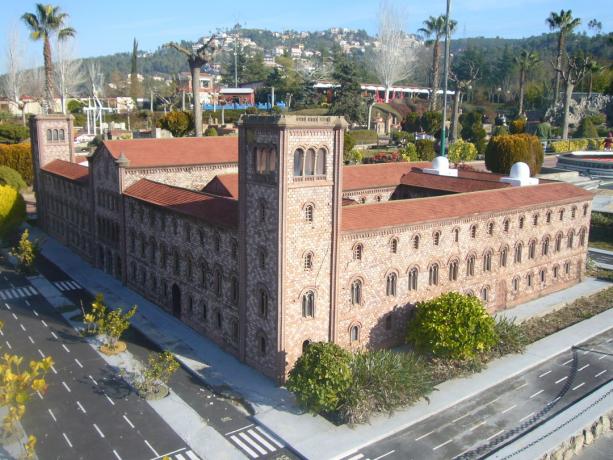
top-left (30, 114), bottom-right (593, 382)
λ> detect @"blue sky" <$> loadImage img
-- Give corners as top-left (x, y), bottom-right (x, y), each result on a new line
top-left (1, 0), bottom-right (609, 70)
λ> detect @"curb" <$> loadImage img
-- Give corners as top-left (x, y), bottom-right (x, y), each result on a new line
top-left (589, 247), bottom-right (613, 257)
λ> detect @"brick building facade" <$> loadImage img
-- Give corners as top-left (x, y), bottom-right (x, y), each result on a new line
top-left (30, 114), bottom-right (592, 381)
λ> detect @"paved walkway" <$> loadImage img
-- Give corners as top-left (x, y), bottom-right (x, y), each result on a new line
top-left (24, 225), bottom-right (613, 460)
top-left (589, 247), bottom-right (613, 271)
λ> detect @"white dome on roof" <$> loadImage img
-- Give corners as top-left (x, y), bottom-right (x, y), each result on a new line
top-left (432, 156), bottom-right (450, 171)
top-left (510, 162), bottom-right (530, 179)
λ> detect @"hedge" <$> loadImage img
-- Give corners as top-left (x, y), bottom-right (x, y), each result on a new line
top-left (0, 143), bottom-right (33, 185)
top-left (415, 139), bottom-right (436, 161)
top-left (550, 138), bottom-right (604, 153)
top-left (0, 184), bottom-right (26, 238)
top-left (0, 123), bottom-right (29, 144)
top-left (349, 129), bottom-right (378, 144)
top-left (485, 134), bottom-right (544, 176)
top-left (0, 166), bottom-right (27, 190)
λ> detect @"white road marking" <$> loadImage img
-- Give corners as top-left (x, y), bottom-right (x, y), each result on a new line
top-left (184, 451), bottom-right (200, 460)
top-left (519, 411), bottom-right (536, 422)
top-left (48, 409), bottom-right (57, 422)
top-left (50, 365), bottom-right (57, 375)
top-left (4, 303), bottom-right (10, 310)
top-left (19, 323), bottom-right (26, 332)
top-left (37, 349), bottom-right (45, 358)
top-left (346, 454), bottom-right (363, 460)
top-left (452, 413), bottom-right (469, 423)
top-left (516, 383), bottom-right (528, 390)
top-left (62, 344), bottom-right (70, 353)
top-left (452, 449), bottom-right (471, 459)
top-left (230, 434), bottom-right (258, 458)
top-left (572, 382), bottom-right (585, 391)
top-left (598, 355), bottom-right (607, 360)
top-left (578, 364), bottom-right (590, 371)
top-left (93, 423), bottom-right (105, 438)
top-left (88, 375), bottom-right (98, 385)
top-left (36, 391), bottom-right (43, 400)
top-left (152, 448), bottom-right (187, 459)
top-left (122, 415), bottom-right (135, 429)
top-left (77, 401), bottom-right (86, 413)
top-left (62, 381), bottom-right (71, 392)
top-left (247, 428), bottom-right (276, 451)
top-left (74, 358), bottom-right (83, 368)
top-left (595, 369), bottom-right (608, 378)
top-left (62, 433), bottom-right (73, 448)
top-left (104, 393), bottom-right (115, 406)
top-left (415, 430), bottom-right (434, 441)
top-left (0, 329), bottom-right (3, 336)
top-left (255, 426), bottom-right (284, 447)
top-left (41, 320), bottom-right (48, 328)
top-left (470, 421), bottom-right (487, 431)
top-left (239, 431), bottom-right (268, 455)
top-left (484, 396), bottom-right (500, 406)
top-left (5, 341), bottom-right (11, 350)
top-left (373, 451), bottom-right (396, 460)
top-left (486, 429), bottom-right (505, 441)
top-left (433, 439), bottom-right (454, 451)
top-left (27, 287), bottom-right (36, 296)
top-left (176, 454), bottom-right (187, 460)
top-left (51, 331), bottom-right (58, 339)
top-left (113, 450), bottom-right (122, 460)
top-left (25, 299), bottom-right (30, 306)
top-left (225, 424), bottom-right (254, 436)
top-left (144, 440), bottom-right (159, 457)
top-left (11, 312), bottom-right (17, 320)
top-left (538, 370), bottom-right (551, 378)
top-left (501, 404), bottom-right (517, 414)
top-left (562, 358), bottom-right (573, 366)
top-left (32, 309), bottom-right (38, 316)
top-left (28, 336), bottom-right (34, 344)
top-left (583, 350), bottom-right (590, 355)
top-left (555, 376), bottom-right (568, 384)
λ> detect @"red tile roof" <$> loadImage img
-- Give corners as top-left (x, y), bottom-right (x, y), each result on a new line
top-left (123, 179), bottom-right (238, 228)
top-left (103, 137), bottom-right (238, 168)
top-left (400, 169), bottom-right (510, 193)
top-left (41, 159), bottom-right (89, 183)
top-left (202, 174), bottom-right (239, 198)
top-left (342, 162), bottom-right (430, 191)
top-left (341, 182), bottom-right (593, 232)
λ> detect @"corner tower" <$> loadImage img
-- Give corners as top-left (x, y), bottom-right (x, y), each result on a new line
top-left (238, 115), bottom-right (347, 381)
top-left (29, 114), bottom-right (75, 188)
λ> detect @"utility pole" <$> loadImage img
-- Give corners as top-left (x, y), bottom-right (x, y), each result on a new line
top-left (440, 0), bottom-right (452, 157)
top-left (150, 89), bottom-right (153, 113)
top-left (234, 35), bottom-right (238, 87)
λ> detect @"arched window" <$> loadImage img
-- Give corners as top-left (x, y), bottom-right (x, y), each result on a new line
top-left (571, 206), bottom-right (577, 219)
top-left (559, 209), bottom-right (565, 221)
top-left (532, 214), bottom-right (539, 226)
top-left (546, 211), bottom-right (552, 223)
top-left (216, 311), bottom-right (222, 329)
top-left (59, 129), bottom-right (65, 141)
top-left (390, 238), bottom-right (398, 254)
top-left (487, 222), bottom-right (494, 235)
top-left (46, 129), bottom-right (52, 141)
top-left (466, 255), bottom-right (476, 277)
top-left (539, 269), bottom-right (546, 283)
top-left (408, 267), bottom-right (418, 291)
top-left (302, 340), bottom-right (311, 353)
top-left (304, 252), bottom-right (313, 271)
top-left (386, 273), bottom-right (397, 297)
top-left (412, 235), bottom-right (420, 249)
top-left (302, 290), bottom-right (315, 317)
top-left (555, 233), bottom-right (563, 252)
top-left (231, 276), bottom-right (239, 303)
top-left (214, 270), bottom-right (222, 296)
top-left (350, 325), bottom-right (360, 342)
top-left (231, 320), bottom-right (239, 343)
top-left (583, 204), bottom-right (589, 217)
top-left (553, 265), bottom-right (559, 279)
top-left (470, 225), bottom-right (477, 238)
top-left (316, 148), bottom-right (326, 175)
top-left (429, 264), bottom-right (439, 286)
top-left (186, 258), bottom-right (193, 281)
top-left (259, 289), bottom-right (268, 317)
top-left (500, 246), bottom-right (508, 267)
top-left (305, 148), bottom-right (316, 175)
top-left (433, 231), bottom-right (441, 246)
top-left (515, 243), bottom-right (523, 263)
top-left (519, 216), bottom-right (525, 229)
top-left (52, 129), bottom-right (58, 141)
top-left (512, 277), bottom-right (520, 292)
top-left (481, 286), bottom-right (489, 303)
top-left (526, 273), bottom-right (533, 287)
top-left (304, 204), bottom-right (314, 223)
top-left (453, 228), bottom-right (460, 242)
top-left (448, 260), bottom-right (459, 281)
top-left (579, 228), bottom-right (586, 246)
top-left (259, 248), bottom-right (266, 270)
top-left (259, 335), bottom-right (267, 355)
top-left (293, 148), bottom-right (304, 176)
top-left (567, 231), bottom-right (574, 249)
top-left (483, 251), bottom-right (492, 272)
top-left (173, 251), bottom-right (180, 275)
top-left (353, 243), bottom-right (363, 261)
top-left (528, 240), bottom-right (536, 259)
top-left (542, 237), bottom-right (550, 256)
top-left (503, 219), bottom-right (510, 232)
top-left (351, 279), bottom-right (362, 305)
top-left (564, 261), bottom-right (571, 275)
top-left (200, 263), bottom-right (208, 289)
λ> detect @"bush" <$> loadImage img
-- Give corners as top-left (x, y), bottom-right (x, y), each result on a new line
top-left (204, 127), bottom-right (218, 137)
top-left (0, 166), bottom-right (26, 190)
top-left (492, 125), bottom-right (509, 137)
top-left (67, 99), bottom-right (85, 114)
top-left (489, 317), bottom-right (527, 358)
top-left (448, 140), bottom-right (478, 164)
top-left (407, 292), bottom-right (498, 360)
top-left (349, 129), bottom-right (378, 145)
top-left (509, 118), bottom-right (526, 134)
top-left (287, 342), bottom-right (352, 414)
top-left (587, 138), bottom-right (605, 151)
top-left (0, 123), bottom-right (29, 144)
top-left (550, 139), bottom-right (589, 153)
top-left (344, 132), bottom-right (356, 155)
top-left (157, 111), bottom-right (193, 137)
top-left (339, 350), bottom-right (434, 424)
top-left (0, 184), bottom-right (25, 238)
top-left (401, 142), bottom-right (418, 161)
top-left (421, 111), bottom-right (442, 136)
top-left (415, 139), bottom-right (436, 161)
top-left (391, 130), bottom-right (413, 146)
top-left (363, 151), bottom-right (404, 164)
top-left (460, 111), bottom-right (487, 154)
top-left (401, 112), bottom-right (421, 132)
top-left (0, 143), bottom-right (33, 185)
top-left (10, 229), bottom-right (39, 275)
top-left (574, 118), bottom-right (599, 139)
top-left (344, 148), bottom-right (363, 164)
top-left (485, 134), bottom-right (544, 176)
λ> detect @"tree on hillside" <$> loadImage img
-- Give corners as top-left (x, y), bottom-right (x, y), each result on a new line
top-left (514, 50), bottom-right (540, 116)
top-left (546, 9), bottom-right (581, 105)
top-left (22, 3), bottom-right (76, 112)
top-left (330, 53), bottom-right (364, 124)
top-left (585, 60), bottom-right (604, 98)
top-left (372, 1), bottom-right (416, 102)
top-left (130, 38), bottom-right (142, 102)
top-left (418, 14), bottom-right (457, 111)
top-left (166, 37), bottom-right (218, 137)
top-left (553, 55), bottom-right (590, 139)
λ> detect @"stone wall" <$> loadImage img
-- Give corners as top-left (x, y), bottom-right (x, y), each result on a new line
top-left (121, 163), bottom-right (238, 191)
top-left (540, 412), bottom-right (612, 460)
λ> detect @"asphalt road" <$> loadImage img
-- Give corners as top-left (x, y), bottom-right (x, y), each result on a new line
top-left (588, 250), bottom-right (613, 267)
top-left (31, 254), bottom-right (297, 460)
top-left (340, 330), bottom-right (613, 460)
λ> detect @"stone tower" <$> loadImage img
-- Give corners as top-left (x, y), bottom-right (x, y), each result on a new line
top-left (238, 115), bottom-right (347, 381)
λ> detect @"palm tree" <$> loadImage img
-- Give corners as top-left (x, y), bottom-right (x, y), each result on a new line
top-left (514, 50), bottom-right (539, 116)
top-left (546, 9), bottom-right (581, 105)
top-left (419, 15), bottom-right (457, 111)
top-left (585, 60), bottom-right (603, 98)
top-left (22, 4), bottom-right (75, 112)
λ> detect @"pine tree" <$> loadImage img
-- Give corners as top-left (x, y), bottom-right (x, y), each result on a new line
top-left (330, 54), bottom-right (364, 124)
top-left (130, 38), bottom-right (141, 101)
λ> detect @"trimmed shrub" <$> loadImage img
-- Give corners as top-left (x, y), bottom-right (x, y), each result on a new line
top-left (401, 112), bottom-right (421, 133)
top-left (550, 139), bottom-right (589, 153)
top-left (415, 139), bottom-right (435, 161)
top-left (349, 129), bottom-right (378, 145)
top-left (448, 140), bottom-right (478, 164)
top-left (574, 118), bottom-right (599, 139)
top-left (287, 342), bottom-right (352, 414)
top-left (401, 142), bottom-right (418, 162)
top-left (485, 134), bottom-right (544, 176)
top-left (492, 125), bottom-right (509, 137)
top-left (587, 138), bottom-right (605, 151)
top-left (0, 123), bottom-right (29, 144)
top-left (339, 350), bottom-right (434, 424)
top-left (509, 118), bottom-right (526, 134)
top-left (0, 184), bottom-right (26, 238)
top-left (204, 127), bottom-right (218, 137)
top-left (157, 111), bottom-right (193, 137)
top-left (0, 166), bottom-right (27, 190)
top-left (0, 143), bottom-right (33, 186)
top-left (407, 292), bottom-right (498, 360)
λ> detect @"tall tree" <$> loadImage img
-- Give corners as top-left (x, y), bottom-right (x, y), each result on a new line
top-left (1, 28), bottom-right (27, 124)
top-left (54, 38), bottom-right (84, 114)
top-left (330, 53), bottom-right (364, 124)
top-left (449, 52), bottom-right (480, 142)
top-left (21, 3), bottom-right (76, 112)
top-left (514, 50), bottom-right (540, 116)
top-left (130, 38), bottom-right (141, 102)
top-left (552, 55), bottom-right (590, 139)
top-left (372, 1), bottom-right (416, 103)
top-left (546, 9), bottom-right (581, 104)
top-left (585, 60), bottom-right (603, 98)
top-left (419, 14), bottom-right (457, 111)
top-left (166, 37), bottom-right (218, 137)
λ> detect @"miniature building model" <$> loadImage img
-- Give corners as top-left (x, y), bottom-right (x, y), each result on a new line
top-left (30, 114), bottom-right (593, 381)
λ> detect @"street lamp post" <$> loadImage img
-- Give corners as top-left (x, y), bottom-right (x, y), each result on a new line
top-left (440, 0), bottom-right (453, 157)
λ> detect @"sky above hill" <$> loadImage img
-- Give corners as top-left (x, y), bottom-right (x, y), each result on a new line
top-left (1, 0), bottom-right (610, 71)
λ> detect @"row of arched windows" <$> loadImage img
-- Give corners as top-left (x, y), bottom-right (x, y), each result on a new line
top-left (293, 148), bottom-right (326, 177)
top-left (46, 128), bottom-right (66, 142)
